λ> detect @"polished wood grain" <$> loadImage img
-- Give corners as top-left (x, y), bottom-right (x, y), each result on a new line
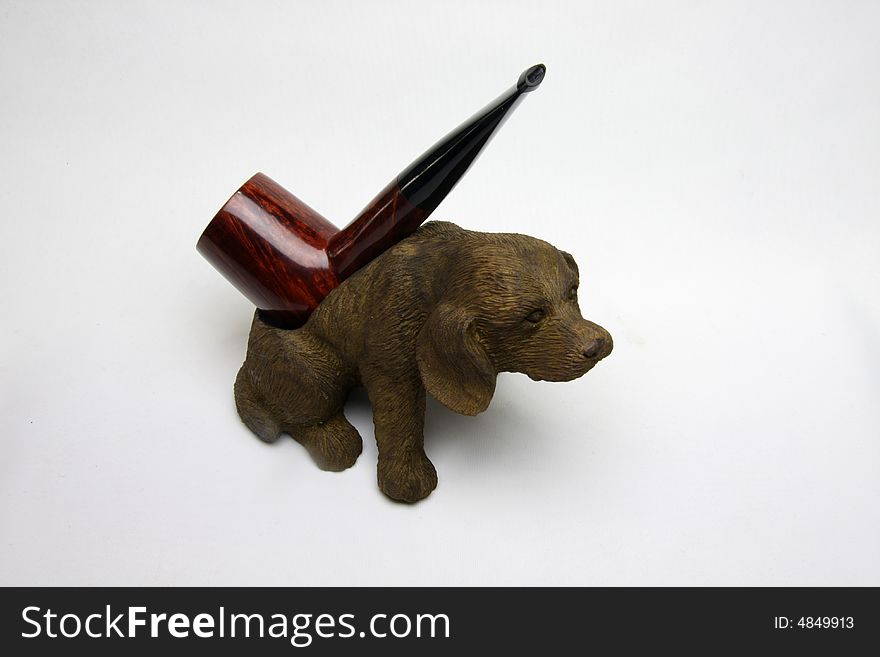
top-left (328, 181), bottom-right (428, 281)
top-left (198, 173), bottom-right (427, 328)
top-left (197, 173), bottom-right (340, 328)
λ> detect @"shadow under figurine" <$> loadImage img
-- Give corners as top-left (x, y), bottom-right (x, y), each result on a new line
top-left (234, 221), bottom-right (613, 503)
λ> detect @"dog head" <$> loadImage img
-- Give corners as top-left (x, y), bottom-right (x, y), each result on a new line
top-left (416, 232), bottom-right (613, 415)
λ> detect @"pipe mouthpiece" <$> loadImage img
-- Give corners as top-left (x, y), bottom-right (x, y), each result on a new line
top-left (517, 63), bottom-right (546, 92)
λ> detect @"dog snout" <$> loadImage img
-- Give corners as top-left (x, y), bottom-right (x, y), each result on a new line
top-left (581, 330), bottom-right (612, 361)
top-left (582, 338), bottom-right (604, 360)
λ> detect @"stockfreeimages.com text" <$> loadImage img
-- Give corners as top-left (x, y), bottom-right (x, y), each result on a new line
top-left (22, 606), bottom-right (450, 647)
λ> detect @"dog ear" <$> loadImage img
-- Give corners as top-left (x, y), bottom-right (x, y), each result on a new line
top-left (416, 303), bottom-right (496, 416)
top-left (560, 250), bottom-right (579, 277)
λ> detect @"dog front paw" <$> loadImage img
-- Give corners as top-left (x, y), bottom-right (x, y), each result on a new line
top-left (377, 450), bottom-right (438, 503)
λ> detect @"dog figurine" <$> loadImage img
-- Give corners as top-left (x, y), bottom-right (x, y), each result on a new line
top-left (234, 221), bottom-right (613, 502)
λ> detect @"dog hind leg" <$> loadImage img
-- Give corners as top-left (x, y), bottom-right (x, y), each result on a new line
top-left (292, 412), bottom-right (363, 472)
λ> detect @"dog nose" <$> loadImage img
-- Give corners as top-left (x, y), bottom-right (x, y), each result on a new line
top-left (582, 338), bottom-right (605, 360)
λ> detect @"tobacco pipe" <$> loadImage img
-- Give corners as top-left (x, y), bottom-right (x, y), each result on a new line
top-left (197, 64), bottom-right (546, 328)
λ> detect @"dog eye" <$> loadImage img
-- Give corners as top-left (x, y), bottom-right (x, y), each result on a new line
top-left (568, 285), bottom-right (578, 301)
top-left (525, 309), bottom-right (546, 323)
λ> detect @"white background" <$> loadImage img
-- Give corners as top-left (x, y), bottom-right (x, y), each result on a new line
top-left (1, 0), bottom-right (878, 586)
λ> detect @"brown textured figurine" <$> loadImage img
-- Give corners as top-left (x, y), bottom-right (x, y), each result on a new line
top-left (235, 222), bottom-right (613, 502)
